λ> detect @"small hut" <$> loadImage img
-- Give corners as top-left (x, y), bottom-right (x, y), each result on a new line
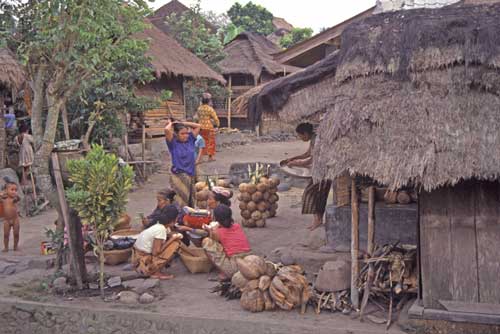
top-left (0, 48), bottom-right (25, 168)
top-left (217, 32), bottom-right (299, 128)
top-left (133, 22), bottom-right (225, 137)
top-left (255, 2), bottom-right (500, 324)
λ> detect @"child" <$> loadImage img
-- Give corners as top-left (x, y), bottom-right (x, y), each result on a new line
top-left (1, 179), bottom-right (21, 252)
top-left (194, 134), bottom-right (206, 165)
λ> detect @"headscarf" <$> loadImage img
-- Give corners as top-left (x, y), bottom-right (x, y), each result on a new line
top-left (211, 186), bottom-right (232, 199)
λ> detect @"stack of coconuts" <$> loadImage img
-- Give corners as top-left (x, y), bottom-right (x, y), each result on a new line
top-left (232, 255), bottom-right (311, 313)
top-left (195, 179), bottom-right (231, 209)
top-left (238, 176), bottom-right (280, 228)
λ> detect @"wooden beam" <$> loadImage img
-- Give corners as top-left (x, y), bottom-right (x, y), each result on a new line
top-left (351, 178), bottom-right (360, 308)
top-left (360, 186), bottom-right (376, 319)
top-left (227, 75), bottom-right (232, 129)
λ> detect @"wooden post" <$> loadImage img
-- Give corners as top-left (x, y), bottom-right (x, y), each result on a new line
top-left (51, 153), bottom-right (85, 289)
top-left (227, 75), bottom-right (232, 129)
top-left (360, 186), bottom-right (376, 319)
top-left (351, 178), bottom-right (360, 309)
top-left (142, 123), bottom-right (146, 180)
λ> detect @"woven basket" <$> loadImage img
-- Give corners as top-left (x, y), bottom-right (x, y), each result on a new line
top-left (111, 229), bottom-right (141, 239)
top-left (103, 248), bottom-right (132, 266)
top-left (334, 174), bottom-right (351, 207)
top-left (179, 247), bottom-right (213, 274)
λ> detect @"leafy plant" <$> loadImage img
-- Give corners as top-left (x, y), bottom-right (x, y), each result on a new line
top-left (248, 163), bottom-right (271, 184)
top-left (227, 2), bottom-right (274, 36)
top-left (280, 27), bottom-right (314, 49)
top-left (66, 145), bottom-right (134, 298)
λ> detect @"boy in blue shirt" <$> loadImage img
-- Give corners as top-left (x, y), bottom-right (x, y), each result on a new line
top-left (194, 134), bottom-right (206, 165)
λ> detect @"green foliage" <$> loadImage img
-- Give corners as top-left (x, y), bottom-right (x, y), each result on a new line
top-left (227, 2), bottom-right (274, 36)
top-left (160, 89), bottom-right (173, 101)
top-left (222, 23), bottom-right (245, 45)
top-left (0, 0), bottom-right (19, 42)
top-left (166, 0), bottom-right (225, 69)
top-left (66, 145), bottom-right (134, 296)
top-left (280, 27), bottom-right (314, 49)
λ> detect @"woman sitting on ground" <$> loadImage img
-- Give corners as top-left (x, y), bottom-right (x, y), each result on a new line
top-left (132, 205), bottom-right (183, 280)
top-left (142, 189), bottom-right (181, 229)
top-left (202, 204), bottom-right (251, 280)
top-left (207, 186), bottom-right (232, 210)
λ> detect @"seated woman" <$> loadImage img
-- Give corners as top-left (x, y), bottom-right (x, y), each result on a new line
top-left (207, 186), bottom-right (232, 210)
top-left (132, 205), bottom-right (183, 280)
top-left (202, 204), bottom-right (251, 280)
top-left (142, 189), bottom-right (180, 229)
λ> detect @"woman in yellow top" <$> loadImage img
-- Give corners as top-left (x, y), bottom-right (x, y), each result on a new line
top-left (196, 93), bottom-right (220, 162)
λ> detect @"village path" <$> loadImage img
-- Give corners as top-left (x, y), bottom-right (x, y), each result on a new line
top-left (0, 137), bottom-right (406, 334)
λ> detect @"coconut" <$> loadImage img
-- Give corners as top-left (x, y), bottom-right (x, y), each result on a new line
top-left (239, 202), bottom-right (247, 211)
top-left (240, 289), bottom-right (265, 313)
top-left (241, 210), bottom-right (251, 219)
top-left (255, 219), bottom-right (266, 228)
top-left (245, 279), bottom-right (260, 291)
top-left (257, 202), bottom-right (268, 212)
top-left (256, 183), bottom-right (268, 193)
top-left (246, 184), bottom-right (257, 194)
top-left (251, 211), bottom-right (262, 220)
top-left (265, 262), bottom-right (277, 277)
top-left (262, 211), bottom-right (270, 219)
top-left (237, 257), bottom-right (262, 280)
top-left (251, 191), bottom-right (263, 202)
top-left (262, 191), bottom-right (271, 201)
top-left (270, 177), bottom-right (280, 186)
top-left (269, 194), bottom-right (279, 204)
top-left (239, 183), bottom-right (249, 193)
top-left (259, 176), bottom-right (269, 184)
top-left (196, 189), bottom-right (210, 202)
top-left (247, 201), bottom-right (257, 212)
top-left (240, 192), bottom-right (252, 203)
top-left (268, 187), bottom-right (277, 194)
top-left (258, 275), bottom-right (271, 291)
top-left (263, 290), bottom-right (275, 311)
top-left (269, 209), bottom-right (277, 218)
top-left (246, 219), bottom-right (257, 228)
top-left (244, 255), bottom-right (267, 275)
top-left (195, 181), bottom-right (207, 192)
top-left (217, 179), bottom-right (230, 188)
top-left (271, 203), bottom-right (278, 211)
top-left (232, 271), bottom-right (249, 290)
top-left (197, 201), bottom-right (208, 209)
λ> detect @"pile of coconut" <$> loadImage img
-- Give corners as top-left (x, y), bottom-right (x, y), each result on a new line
top-left (195, 179), bottom-right (231, 209)
top-left (232, 255), bottom-right (311, 313)
top-left (237, 176), bottom-right (280, 228)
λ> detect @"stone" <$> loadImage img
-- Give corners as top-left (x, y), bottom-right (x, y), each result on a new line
top-left (141, 279), bottom-right (159, 291)
top-left (122, 278), bottom-right (144, 290)
top-left (305, 227), bottom-right (326, 250)
top-left (53, 277), bottom-right (70, 293)
top-left (280, 253), bottom-right (296, 266)
top-left (107, 276), bottom-right (122, 288)
top-left (122, 278), bottom-right (159, 294)
top-left (314, 260), bottom-right (351, 293)
top-left (277, 183), bottom-right (291, 192)
top-left (139, 293), bottom-right (155, 304)
top-left (118, 291), bottom-right (139, 304)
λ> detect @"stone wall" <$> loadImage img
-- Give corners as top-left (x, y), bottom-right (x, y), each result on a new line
top-left (374, 0), bottom-right (461, 13)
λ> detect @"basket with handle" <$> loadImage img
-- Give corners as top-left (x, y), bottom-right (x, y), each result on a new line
top-left (179, 246), bottom-right (213, 274)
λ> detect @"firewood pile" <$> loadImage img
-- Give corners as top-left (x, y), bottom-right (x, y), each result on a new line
top-left (238, 163), bottom-right (280, 228)
top-left (212, 255), bottom-right (311, 313)
top-left (311, 290), bottom-right (353, 314)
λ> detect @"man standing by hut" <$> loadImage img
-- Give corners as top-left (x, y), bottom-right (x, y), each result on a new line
top-left (281, 123), bottom-right (331, 230)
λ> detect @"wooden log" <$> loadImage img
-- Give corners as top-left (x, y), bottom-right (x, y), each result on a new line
top-left (228, 75), bottom-right (232, 129)
top-left (396, 191), bottom-right (411, 204)
top-left (351, 178), bottom-right (360, 309)
top-left (51, 153), bottom-right (86, 289)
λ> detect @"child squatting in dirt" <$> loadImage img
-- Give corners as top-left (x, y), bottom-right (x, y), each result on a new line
top-left (2, 179), bottom-right (21, 252)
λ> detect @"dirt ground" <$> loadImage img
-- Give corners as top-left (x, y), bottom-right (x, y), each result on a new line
top-left (0, 138), bottom-right (408, 334)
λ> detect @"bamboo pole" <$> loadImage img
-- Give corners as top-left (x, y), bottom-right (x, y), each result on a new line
top-left (351, 178), bottom-right (360, 309)
top-left (227, 75), bottom-right (232, 129)
top-left (360, 186), bottom-right (376, 319)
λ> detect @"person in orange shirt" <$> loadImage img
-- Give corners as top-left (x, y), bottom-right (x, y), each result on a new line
top-left (196, 93), bottom-right (220, 162)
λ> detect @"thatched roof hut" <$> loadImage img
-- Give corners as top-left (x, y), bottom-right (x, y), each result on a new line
top-left (256, 3), bottom-right (500, 191)
top-left (0, 48), bottom-right (25, 91)
top-left (218, 32), bottom-right (299, 84)
top-left (136, 21), bottom-right (225, 83)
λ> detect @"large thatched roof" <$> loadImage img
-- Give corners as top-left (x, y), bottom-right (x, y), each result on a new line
top-left (257, 3), bottom-right (500, 191)
top-left (217, 32), bottom-right (299, 80)
top-left (136, 21), bottom-right (225, 84)
top-left (0, 48), bottom-right (25, 90)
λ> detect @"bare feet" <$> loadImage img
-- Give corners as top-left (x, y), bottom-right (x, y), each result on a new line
top-left (208, 157), bottom-right (216, 162)
top-left (307, 221), bottom-right (323, 231)
top-left (151, 273), bottom-right (174, 280)
top-left (2, 248), bottom-right (8, 252)
top-left (13, 247), bottom-right (18, 252)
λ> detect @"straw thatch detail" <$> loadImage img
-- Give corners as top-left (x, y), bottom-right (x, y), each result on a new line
top-left (136, 21), bottom-right (225, 84)
top-left (257, 3), bottom-right (500, 190)
top-left (218, 32), bottom-right (299, 80)
top-left (0, 48), bottom-right (25, 90)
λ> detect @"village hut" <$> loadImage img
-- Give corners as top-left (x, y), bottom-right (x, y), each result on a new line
top-left (256, 2), bottom-right (500, 323)
top-left (133, 21), bottom-right (225, 137)
top-left (216, 32), bottom-right (299, 128)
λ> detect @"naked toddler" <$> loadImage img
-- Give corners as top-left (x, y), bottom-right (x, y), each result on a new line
top-left (2, 181), bottom-right (20, 252)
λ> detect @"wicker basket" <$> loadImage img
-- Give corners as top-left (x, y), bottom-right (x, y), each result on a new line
top-left (179, 247), bottom-right (213, 274)
top-left (111, 229), bottom-right (141, 239)
top-left (334, 174), bottom-right (351, 207)
top-left (103, 248), bottom-right (132, 266)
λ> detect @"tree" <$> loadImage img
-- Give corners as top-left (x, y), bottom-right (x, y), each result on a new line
top-left (166, 0), bottom-right (225, 69)
top-left (10, 0), bottom-right (151, 199)
top-left (280, 27), bottom-right (314, 49)
top-left (222, 23), bottom-right (245, 45)
top-left (67, 145), bottom-right (133, 298)
top-left (227, 2), bottom-right (274, 36)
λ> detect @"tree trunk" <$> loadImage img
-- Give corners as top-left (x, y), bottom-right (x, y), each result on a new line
top-left (61, 104), bottom-right (70, 140)
top-left (68, 209), bottom-right (87, 285)
top-left (30, 66), bottom-right (46, 150)
top-left (0, 94), bottom-right (5, 169)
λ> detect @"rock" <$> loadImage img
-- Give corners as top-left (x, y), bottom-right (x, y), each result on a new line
top-left (118, 291), bottom-right (139, 304)
top-left (122, 278), bottom-right (159, 294)
top-left (141, 278), bottom-right (160, 291)
top-left (53, 276), bottom-right (70, 293)
top-left (315, 260), bottom-right (351, 292)
top-left (139, 292), bottom-right (155, 304)
top-left (280, 253), bottom-right (296, 266)
top-left (277, 183), bottom-right (291, 192)
top-left (107, 276), bottom-right (122, 288)
top-left (305, 227), bottom-right (326, 250)
top-left (122, 278), bottom-right (144, 290)
top-left (89, 283), bottom-right (99, 290)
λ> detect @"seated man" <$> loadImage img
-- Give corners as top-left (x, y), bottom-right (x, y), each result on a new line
top-left (132, 205), bottom-right (183, 280)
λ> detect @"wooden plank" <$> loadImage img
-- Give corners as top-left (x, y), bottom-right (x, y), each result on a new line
top-left (350, 179), bottom-right (360, 308)
top-left (422, 307), bottom-right (500, 325)
top-left (475, 181), bottom-right (500, 304)
top-left (439, 300), bottom-right (500, 315)
top-left (420, 188), bottom-right (453, 308)
top-left (448, 182), bottom-right (479, 303)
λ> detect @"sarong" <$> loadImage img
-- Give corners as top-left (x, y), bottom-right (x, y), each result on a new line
top-left (200, 129), bottom-right (216, 157)
top-left (170, 172), bottom-right (195, 207)
top-left (202, 238), bottom-right (250, 278)
top-left (131, 240), bottom-right (180, 276)
top-left (302, 180), bottom-right (332, 215)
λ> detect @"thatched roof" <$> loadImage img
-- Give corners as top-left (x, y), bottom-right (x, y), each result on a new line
top-left (136, 21), bottom-right (225, 84)
top-left (0, 48), bottom-right (25, 90)
top-left (257, 3), bottom-right (500, 191)
top-left (217, 32), bottom-right (299, 80)
top-left (272, 17), bottom-right (294, 32)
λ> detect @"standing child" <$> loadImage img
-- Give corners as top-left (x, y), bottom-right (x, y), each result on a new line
top-left (1, 180), bottom-right (21, 252)
top-left (194, 134), bottom-right (206, 165)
